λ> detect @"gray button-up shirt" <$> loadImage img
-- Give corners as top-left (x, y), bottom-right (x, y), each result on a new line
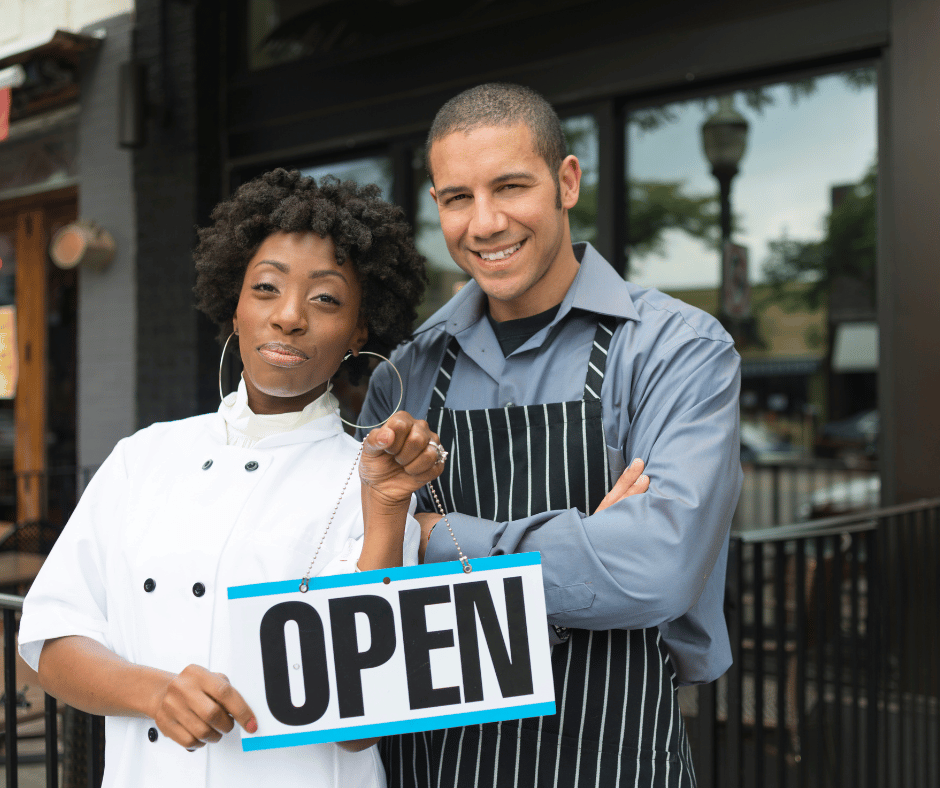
top-left (360, 243), bottom-right (742, 684)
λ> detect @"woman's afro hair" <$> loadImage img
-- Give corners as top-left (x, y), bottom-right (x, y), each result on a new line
top-left (193, 168), bottom-right (427, 384)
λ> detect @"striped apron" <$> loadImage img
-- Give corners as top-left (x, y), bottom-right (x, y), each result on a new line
top-left (381, 319), bottom-right (696, 788)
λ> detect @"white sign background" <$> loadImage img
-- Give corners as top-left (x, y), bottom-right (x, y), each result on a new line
top-left (228, 553), bottom-right (554, 751)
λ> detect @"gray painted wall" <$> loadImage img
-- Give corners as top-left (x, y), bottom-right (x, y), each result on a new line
top-left (76, 12), bottom-right (137, 468)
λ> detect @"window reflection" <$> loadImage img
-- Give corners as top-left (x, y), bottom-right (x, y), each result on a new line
top-left (412, 146), bottom-right (463, 324)
top-left (300, 157), bottom-right (393, 201)
top-left (561, 114), bottom-right (598, 246)
top-left (0, 127), bottom-right (77, 200)
top-left (626, 68), bottom-right (878, 467)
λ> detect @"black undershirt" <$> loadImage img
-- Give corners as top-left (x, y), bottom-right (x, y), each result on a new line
top-left (487, 304), bottom-right (561, 356)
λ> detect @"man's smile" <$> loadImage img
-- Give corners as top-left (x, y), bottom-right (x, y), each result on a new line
top-left (476, 241), bottom-right (523, 262)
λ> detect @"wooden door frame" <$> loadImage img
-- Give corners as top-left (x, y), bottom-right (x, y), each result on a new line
top-left (0, 186), bottom-right (77, 523)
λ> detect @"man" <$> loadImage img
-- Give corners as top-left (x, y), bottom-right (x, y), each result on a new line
top-left (359, 83), bottom-right (742, 788)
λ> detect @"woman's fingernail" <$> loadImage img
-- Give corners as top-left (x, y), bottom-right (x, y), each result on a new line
top-left (246, 718), bottom-right (258, 734)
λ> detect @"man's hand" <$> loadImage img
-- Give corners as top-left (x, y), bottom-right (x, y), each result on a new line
top-left (593, 458), bottom-right (650, 514)
top-left (151, 665), bottom-right (256, 750)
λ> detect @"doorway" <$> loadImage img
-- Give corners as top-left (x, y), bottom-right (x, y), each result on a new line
top-left (0, 187), bottom-right (77, 546)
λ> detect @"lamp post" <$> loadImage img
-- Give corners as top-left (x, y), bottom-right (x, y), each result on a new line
top-left (701, 94), bottom-right (750, 334)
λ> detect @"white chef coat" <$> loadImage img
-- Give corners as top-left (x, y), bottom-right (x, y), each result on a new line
top-left (19, 398), bottom-right (418, 788)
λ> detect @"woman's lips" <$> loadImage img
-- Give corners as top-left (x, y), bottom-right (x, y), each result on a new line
top-left (257, 343), bottom-right (309, 367)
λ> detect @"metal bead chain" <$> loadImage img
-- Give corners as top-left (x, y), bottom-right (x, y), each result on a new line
top-left (426, 481), bottom-right (472, 574)
top-left (300, 444), bottom-right (364, 592)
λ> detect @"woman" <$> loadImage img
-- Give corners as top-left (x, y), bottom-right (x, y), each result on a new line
top-left (18, 169), bottom-right (437, 788)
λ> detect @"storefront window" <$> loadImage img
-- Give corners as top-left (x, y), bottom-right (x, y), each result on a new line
top-left (626, 68), bottom-right (877, 465)
top-left (561, 114), bottom-right (598, 246)
top-left (412, 146), bottom-right (460, 324)
top-left (300, 156), bottom-right (392, 201)
top-left (0, 125), bottom-right (77, 201)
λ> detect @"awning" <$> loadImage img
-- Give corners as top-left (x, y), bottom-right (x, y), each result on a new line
top-left (0, 30), bottom-right (103, 68)
top-left (740, 357), bottom-right (822, 378)
top-left (832, 321), bottom-right (879, 372)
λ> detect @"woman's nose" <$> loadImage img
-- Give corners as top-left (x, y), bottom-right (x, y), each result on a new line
top-left (271, 296), bottom-right (307, 332)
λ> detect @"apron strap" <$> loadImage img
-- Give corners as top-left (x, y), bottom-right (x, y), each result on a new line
top-left (582, 317), bottom-right (618, 401)
top-left (430, 317), bottom-right (620, 409)
top-left (429, 337), bottom-right (461, 409)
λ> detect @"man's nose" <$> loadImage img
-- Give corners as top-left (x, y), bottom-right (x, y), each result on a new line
top-left (468, 196), bottom-right (509, 239)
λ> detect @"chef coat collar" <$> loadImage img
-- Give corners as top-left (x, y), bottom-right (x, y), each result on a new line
top-left (215, 377), bottom-right (345, 448)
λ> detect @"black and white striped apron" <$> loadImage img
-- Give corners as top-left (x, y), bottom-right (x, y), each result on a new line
top-left (382, 319), bottom-right (696, 788)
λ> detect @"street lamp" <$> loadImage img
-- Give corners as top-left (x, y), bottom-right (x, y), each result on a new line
top-left (702, 95), bottom-right (757, 344)
top-left (701, 94), bottom-right (749, 246)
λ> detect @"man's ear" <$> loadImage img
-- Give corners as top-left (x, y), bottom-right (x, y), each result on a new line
top-left (558, 155), bottom-right (581, 210)
top-left (429, 185), bottom-right (438, 204)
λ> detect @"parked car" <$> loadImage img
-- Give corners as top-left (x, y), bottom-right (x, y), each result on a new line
top-left (740, 421), bottom-right (802, 464)
top-left (815, 409), bottom-right (879, 464)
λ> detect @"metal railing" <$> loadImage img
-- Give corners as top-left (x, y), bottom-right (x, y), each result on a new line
top-left (1, 594), bottom-right (103, 788)
top-left (690, 497), bottom-right (940, 788)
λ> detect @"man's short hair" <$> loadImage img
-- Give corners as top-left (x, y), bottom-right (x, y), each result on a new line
top-left (426, 83), bottom-right (567, 182)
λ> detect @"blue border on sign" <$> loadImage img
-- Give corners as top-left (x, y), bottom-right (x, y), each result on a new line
top-left (241, 700), bottom-right (556, 751)
top-left (227, 552), bottom-right (542, 600)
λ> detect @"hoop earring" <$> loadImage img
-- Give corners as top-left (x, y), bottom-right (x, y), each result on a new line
top-left (335, 350), bottom-right (404, 430)
top-left (218, 331), bottom-right (237, 402)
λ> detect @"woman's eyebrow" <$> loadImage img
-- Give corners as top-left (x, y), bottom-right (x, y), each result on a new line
top-left (251, 260), bottom-right (348, 284)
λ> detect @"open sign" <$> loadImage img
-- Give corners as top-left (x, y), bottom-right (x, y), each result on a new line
top-left (228, 554), bottom-right (554, 751)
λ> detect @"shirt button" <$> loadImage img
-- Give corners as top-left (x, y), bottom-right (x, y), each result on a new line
top-left (192, 582), bottom-right (206, 597)
top-left (148, 727), bottom-right (158, 742)
top-left (143, 578), bottom-right (156, 593)
top-left (202, 459), bottom-right (213, 470)
top-left (245, 461), bottom-right (259, 472)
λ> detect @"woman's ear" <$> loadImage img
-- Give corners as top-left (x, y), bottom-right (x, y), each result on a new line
top-left (232, 316), bottom-right (239, 336)
top-left (349, 320), bottom-right (368, 356)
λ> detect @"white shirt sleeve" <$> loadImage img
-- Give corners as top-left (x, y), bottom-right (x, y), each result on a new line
top-left (18, 440), bottom-right (129, 673)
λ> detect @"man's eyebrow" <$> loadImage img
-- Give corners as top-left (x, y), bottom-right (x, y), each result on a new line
top-left (435, 171), bottom-right (537, 199)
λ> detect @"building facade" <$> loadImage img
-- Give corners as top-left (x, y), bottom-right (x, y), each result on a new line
top-left (1, 0), bottom-right (938, 522)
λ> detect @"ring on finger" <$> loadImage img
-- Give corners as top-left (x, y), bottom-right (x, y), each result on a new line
top-left (428, 440), bottom-right (448, 465)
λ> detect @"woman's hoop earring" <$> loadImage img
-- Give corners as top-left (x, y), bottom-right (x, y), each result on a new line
top-left (218, 331), bottom-right (237, 402)
top-left (336, 350), bottom-right (404, 430)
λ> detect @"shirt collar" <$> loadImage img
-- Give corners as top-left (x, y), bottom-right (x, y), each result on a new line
top-left (416, 242), bottom-right (641, 338)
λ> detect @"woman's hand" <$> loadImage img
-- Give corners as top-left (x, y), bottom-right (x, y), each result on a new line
top-left (359, 412), bottom-right (446, 508)
top-left (37, 637), bottom-right (257, 752)
top-left (151, 665), bottom-right (257, 750)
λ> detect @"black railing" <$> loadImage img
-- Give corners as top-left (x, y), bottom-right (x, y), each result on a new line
top-left (1, 593), bottom-right (104, 788)
top-left (689, 497), bottom-right (940, 788)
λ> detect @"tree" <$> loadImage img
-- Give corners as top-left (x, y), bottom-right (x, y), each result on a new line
top-left (761, 163), bottom-right (876, 312)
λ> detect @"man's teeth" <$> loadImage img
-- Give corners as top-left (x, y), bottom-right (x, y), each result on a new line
top-left (479, 243), bottom-right (521, 261)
